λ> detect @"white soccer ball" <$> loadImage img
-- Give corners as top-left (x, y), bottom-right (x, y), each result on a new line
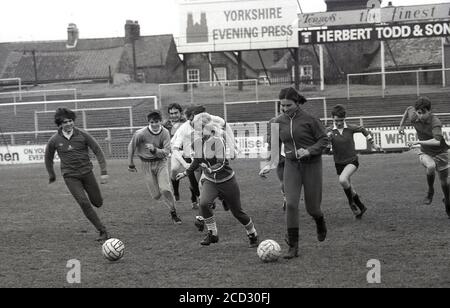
top-left (257, 239), bottom-right (281, 262)
top-left (102, 238), bottom-right (125, 261)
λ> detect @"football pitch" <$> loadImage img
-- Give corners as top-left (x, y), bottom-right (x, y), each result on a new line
top-left (1, 152), bottom-right (449, 288)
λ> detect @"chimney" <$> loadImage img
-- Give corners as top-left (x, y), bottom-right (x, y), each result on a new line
top-left (125, 20), bottom-right (140, 43)
top-left (67, 23), bottom-right (79, 48)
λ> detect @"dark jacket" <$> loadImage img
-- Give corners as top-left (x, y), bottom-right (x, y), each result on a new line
top-left (45, 127), bottom-right (107, 178)
top-left (273, 107), bottom-right (328, 162)
top-left (327, 124), bottom-right (372, 165)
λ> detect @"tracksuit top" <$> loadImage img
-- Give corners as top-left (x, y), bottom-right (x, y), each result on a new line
top-left (410, 113), bottom-right (449, 156)
top-left (328, 124), bottom-right (372, 165)
top-left (273, 107), bottom-right (328, 163)
top-left (185, 136), bottom-right (235, 183)
top-left (128, 126), bottom-right (171, 162)
top-left (45, 127), bottom-right (107, 178)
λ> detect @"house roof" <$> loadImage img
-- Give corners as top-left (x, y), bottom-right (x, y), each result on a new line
top-left (241, 50), bottom-right (282, 71)
top-left (1, 47), bottom-right (124, 82)
top-left (367, 37), bottom-right (442, 70)
top-left (0, 34), bottom-right (177, 81)
top-left (130, 35), bottom-right (176, 67)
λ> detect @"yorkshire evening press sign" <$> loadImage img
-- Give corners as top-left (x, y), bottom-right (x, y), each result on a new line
top-left (299, 21), bottom-right (450, 44)
top-left (177, 0), bottom-right (298, 53)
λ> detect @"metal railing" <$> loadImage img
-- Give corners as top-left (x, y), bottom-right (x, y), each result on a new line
top-left (158, 79), bottom-right (258, 107)
top-left (0, 95), bottom-right (158, 115)
top-left (0, 78), bottom-right (22, 100)
top-left (34, 106), bottom-right (134, 135)
top-left (223, 97), bottom-right (327, 123)
top-left (347, 68), bottom-right (450, 99)
top-left (0, 88), bottom-right (78, 103)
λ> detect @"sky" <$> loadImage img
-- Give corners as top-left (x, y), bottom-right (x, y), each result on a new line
top-left (0, 0), bottom-right (448, 43)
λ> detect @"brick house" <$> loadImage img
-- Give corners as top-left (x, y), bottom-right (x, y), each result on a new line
top-left (0, 21), bottom-right (184, 86)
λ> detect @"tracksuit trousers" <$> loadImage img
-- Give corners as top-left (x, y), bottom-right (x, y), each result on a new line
top-left (284, 158), bottom-right (324, 228)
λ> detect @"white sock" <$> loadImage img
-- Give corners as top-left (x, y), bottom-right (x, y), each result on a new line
top-left (244, 219), bottom-right (257, 236)
top-left (204, 216), bottom-right (218, 235)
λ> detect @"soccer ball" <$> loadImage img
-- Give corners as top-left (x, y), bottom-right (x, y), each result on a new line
top-left (257, 239), bottom-right (281, 262)
top-left (102, 238), bottom-right (125, 261)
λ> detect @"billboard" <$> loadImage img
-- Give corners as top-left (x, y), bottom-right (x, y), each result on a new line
top-left (298, 2), bottom-right (450, 28)
top-left (177, 0), bottom-right (299, 53)
top-left (299, 21), bottom-right (450, 44)
top-left (0, 144), bottom-right (59, 165)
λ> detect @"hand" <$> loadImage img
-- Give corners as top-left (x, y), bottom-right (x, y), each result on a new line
top-left (176, 172), bottom-right (186, 180)
top-left (372, 143), bottom-right (381, 151)
top-left (145, 143), bottom-right (155, 152)
top-left (259, 165), bottom-right (271, 178)
top-left (48, 176), bottom-right (56, 184)
top-left (407, 141), bottom-right (419, 148)
top-left (297, 148), bottom-right (310, 159)
top-left (183, 163), bottom-right (191, 169)
top-left (128, 164), bottom-right (138, 172)
top-left (100, 174), bottom-right (109, 184)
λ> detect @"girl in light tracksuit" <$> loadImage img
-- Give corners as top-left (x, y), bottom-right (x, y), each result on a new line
top-left (260, 87), bottom-right (329, 259)
top-left (176, 112), bottom-right (258, 248)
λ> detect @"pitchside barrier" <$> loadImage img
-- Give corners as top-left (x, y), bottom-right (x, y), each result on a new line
top-left (2, 113), bottom-right (450, 164)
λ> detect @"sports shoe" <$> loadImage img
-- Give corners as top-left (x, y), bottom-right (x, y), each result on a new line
top-left (194, 217), bottom-right (205, 232)
top-left (283, 245), bottom-right (299, 259)
top-left (170, 211), bottom-right (182, 225)
top-left (96, 230), bottom-right (109, 242)
top-left (443, 198), bottom-right (450, 218)
top-left (200, 231), bottom-right (219, 246)
top-left (283, 232), bottom-right (299, 259)
top-left (423, 191), bottom-right (434, 205)
top-left (248, 233), bottom-right (259, 248)
top-left (355, 205), bottom-right (367, 219)
top-left (314, 216), bottom-right (327, 242)
top-left (349, 202), bottom-right (360, 216)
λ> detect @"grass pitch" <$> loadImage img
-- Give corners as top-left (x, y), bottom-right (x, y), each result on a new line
top-left (1, 152), bottom-right (449, 288)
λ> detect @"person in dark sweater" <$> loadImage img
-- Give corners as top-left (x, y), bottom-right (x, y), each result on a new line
top-left (176, 112), bottom-right (258, 247)
top-left (45, 107), bottom-right (109, 242)
top-left (259, 87), bottom-right (329, 259)
top-left (327, 104), bottom-right (380, 219)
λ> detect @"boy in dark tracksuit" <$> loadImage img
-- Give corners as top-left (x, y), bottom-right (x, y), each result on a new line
top-left (45, 107), bottom-right (109, 242)
top-left (176, 112), bottom-right (258, 247)
top-left (327, 104), bottom-right (380, 219)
